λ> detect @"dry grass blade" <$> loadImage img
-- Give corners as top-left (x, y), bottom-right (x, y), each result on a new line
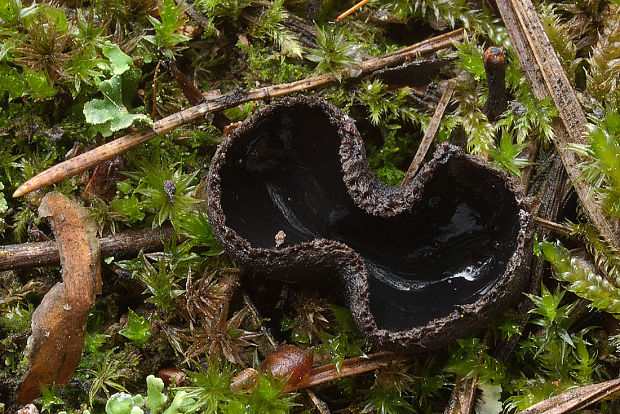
top-left (495, 0), bottom-right (620, 250)
top-left (16, 192), bottom-right (101, 404)
top-left (402, 78), bottom-right (456, 186)
top-left (12, 29), bottom-right (464, 199)
top-left (517, 378), bottom-right (620, 414)
top-left (337, 0), bottom-right (372, 21)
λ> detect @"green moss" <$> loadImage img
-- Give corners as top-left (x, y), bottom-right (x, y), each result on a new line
top-left (1, 1), bottom-right (620, 412)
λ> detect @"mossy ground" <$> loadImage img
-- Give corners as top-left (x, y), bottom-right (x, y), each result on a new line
top-left (1, 0), bottom-right (619, 412)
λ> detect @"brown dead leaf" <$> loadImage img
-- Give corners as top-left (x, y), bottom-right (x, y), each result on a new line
top-left (81, 156), bottom-right (125, 201)
top-left (16, 192), bottom-right (101, 404)
top-left (518, 378), bottom-right (620, 414)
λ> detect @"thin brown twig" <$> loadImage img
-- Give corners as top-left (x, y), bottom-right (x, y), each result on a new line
top-left (12, 29), bottom-right (464, 199)
top-left (401, 78), bottom-right (456, 186)
top-left (151, 59), bottom-right (162, 121)
top-left (533, 217), bottom-right (573, 237)
top-left (0, 226), bottom-right (174, 271)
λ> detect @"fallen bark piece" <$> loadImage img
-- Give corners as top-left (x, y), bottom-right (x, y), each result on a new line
top-left (517, 378), bottom-right (620, 414)
top-left (16, 192), bottom-right (101, 404)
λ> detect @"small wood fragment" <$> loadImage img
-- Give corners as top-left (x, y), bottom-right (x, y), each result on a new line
top-left (230, 368), bottom-right (259, 392)
top-left (16, 192), bottom-right (101, 403)
top-left (81, 156), bottom-right (125, 201)
top-left (519, 138), bottom-right (539, 191)
top-left (373, 57), bottom-right (456, 88)
top-left (170, 63), bottom-right (204, 106)
top-left (402, 79), bottom-right (456, 186)
top-left (17, 404), bottom-right (38, 414)
top-left (305, 389), bottom-right (331, 414)
top-left (517, 378), bottom-right (620, 414)
top-left (12, 29), bottom-right (464, 199)
top-left (157, 368), bottom-right (187, 387)
top-left (275, 230), bottom-right (286, 247)
top-left (174, 0), bottom-right (212, 30)
top-left (444, 329), bottom-right (493, 414)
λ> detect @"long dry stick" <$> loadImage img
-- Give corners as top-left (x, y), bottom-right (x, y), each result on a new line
top-left (12, 29), bottom-right (464, 199)
top-left (401, 78), bottom-right (456, 186)
top-left (495, 0), bottom-right (620, 249)
top-left (0, 226), bottom-right (174, 271)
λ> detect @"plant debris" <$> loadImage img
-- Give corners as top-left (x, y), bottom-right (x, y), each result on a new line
top-left (16, 192), bottom-right (101, 404)
top-left (482, 46), bottom-right (508, 123)
top-left (2, 0), bottom-right (620, 412)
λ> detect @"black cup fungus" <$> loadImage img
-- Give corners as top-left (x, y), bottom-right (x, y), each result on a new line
top-left (207, 96), bottom-right (533, 352)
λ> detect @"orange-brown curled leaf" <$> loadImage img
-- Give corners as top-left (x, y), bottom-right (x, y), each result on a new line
top-left (262, 345), bottom-right (313, 386)
top-left (16, 192), bottom-right (101, 404)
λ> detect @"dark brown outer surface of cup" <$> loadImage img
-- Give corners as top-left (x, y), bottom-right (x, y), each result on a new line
top-left (207, 96), bottom-right (534, 353)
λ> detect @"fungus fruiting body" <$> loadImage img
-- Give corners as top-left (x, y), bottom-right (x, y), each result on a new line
top-left (207, 96), bottom-right (533, 352)
top-left (482, 46), bottom-right (509, 122)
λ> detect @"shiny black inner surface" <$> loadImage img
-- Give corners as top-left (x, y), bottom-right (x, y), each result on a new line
top-left (219, 106), bottom-right (520, 330)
